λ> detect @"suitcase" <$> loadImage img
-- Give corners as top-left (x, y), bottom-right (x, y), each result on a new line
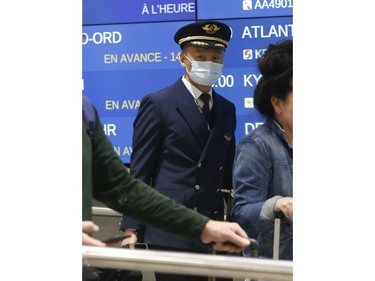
top-left (208, 238), bottom-right (259, 281)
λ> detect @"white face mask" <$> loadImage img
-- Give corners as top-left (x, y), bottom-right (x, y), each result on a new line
top-left (184, 54), bottom-right (223, 86)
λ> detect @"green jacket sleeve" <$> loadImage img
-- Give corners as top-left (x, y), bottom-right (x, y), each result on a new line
top-left (83, 111), bottom-right (209, 243)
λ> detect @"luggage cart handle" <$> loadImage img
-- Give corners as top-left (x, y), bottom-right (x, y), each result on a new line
top-left (248, 238), bottom-right (259, 257)
top-left (209, 238), bottom-right (259, 257)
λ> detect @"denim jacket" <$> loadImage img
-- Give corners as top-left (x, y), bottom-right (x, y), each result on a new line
top-left (231, 118), bottom-right (293, 260)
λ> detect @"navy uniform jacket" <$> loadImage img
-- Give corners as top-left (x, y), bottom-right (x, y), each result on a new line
top-left (120, 78), bottom-right (236, 251)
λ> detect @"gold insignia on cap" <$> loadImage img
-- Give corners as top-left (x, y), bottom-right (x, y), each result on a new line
top-left (202, 24), bottom-right (220, 35)
top-left (215, 43), bottom-right (225, 48)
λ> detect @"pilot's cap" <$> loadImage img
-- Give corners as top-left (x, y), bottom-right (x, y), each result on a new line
top-left (174, 21), bottom-right (231, 50)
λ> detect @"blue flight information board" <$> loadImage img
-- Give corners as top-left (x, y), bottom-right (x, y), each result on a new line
top-left (198, 0), bottom-right (293, 20)
top-left (83, 0), bottom-right (196, 25)
top-left (83, 1), bottom-right (293, 164)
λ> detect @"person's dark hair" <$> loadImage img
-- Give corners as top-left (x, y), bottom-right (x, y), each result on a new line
top-left (254, 39), bottom-right (293, 118)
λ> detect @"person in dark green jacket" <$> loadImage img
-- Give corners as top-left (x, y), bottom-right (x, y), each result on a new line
top-left (82, 96), bottom-right (250, 252)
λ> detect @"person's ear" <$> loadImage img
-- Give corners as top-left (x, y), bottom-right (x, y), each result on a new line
top-left (271, 96), bottom-right (282, 114)
top-left (179, 52), bottom-right (186, 67)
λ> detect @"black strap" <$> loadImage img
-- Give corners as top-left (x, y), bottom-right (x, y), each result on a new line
top-left (82, 95), bottom-right (97, 138)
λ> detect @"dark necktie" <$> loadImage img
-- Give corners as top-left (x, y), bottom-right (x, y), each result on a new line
top-left (199, 93), bottom-right (211, 116)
